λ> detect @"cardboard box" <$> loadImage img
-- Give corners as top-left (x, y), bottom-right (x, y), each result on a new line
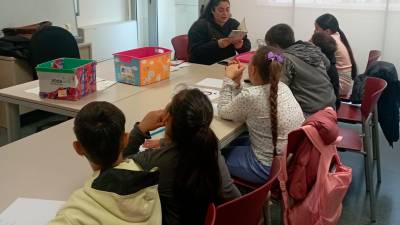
top-left (36, 58), bottom-right (96, 100)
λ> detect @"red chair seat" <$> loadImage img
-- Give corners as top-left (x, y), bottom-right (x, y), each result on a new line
top-left (337, 103), bottom-right (362, 123)
top-left (233, 177), bottom-right (260, 191)
top-left (337, 128), bottom-right (363, 153)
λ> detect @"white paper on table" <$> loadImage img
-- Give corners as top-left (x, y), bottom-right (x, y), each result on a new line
top-left (96, 79), bottom-right (117, 91)
top-left (24, 87), bottom-right (40, 95)
top-left (0, 198), bottom-right (65, 225)
top-left (196, 78), bottom-right (223, 89)
top-left (170, 62), bottom-right (191, 72)
top-left (23, 78), bottom-right (116, 95)
top-left (192, 87), bottom-right (220, 101)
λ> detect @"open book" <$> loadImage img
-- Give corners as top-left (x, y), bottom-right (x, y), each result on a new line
top-left (229, 18), bottom-right (248, 40)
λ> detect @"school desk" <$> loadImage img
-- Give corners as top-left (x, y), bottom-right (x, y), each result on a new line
top-left (0, 59), bottom-right (141, 142)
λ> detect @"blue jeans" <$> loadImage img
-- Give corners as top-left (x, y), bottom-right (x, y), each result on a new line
top-left (224, 134), bottom-right (270, 184)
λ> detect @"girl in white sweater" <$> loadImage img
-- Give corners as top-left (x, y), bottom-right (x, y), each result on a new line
top-left (218, 46), bottom-right (304, 184)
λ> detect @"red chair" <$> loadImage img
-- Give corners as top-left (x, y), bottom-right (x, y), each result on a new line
top-left (340, 50), bottom-right (381, 101)
top-left (336, 77), bottom-right (387, 222)
top-left (171, 34), bottom-right (189, 61)
top-left (365, 50), bottom-right (381, 72)
top-left (204, 204), bottom-right (216, 225)
top-left (214, 158), bottom-right (281, 225)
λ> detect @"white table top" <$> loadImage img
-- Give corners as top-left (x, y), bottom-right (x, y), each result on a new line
top-left (0, 59), bottom-right (141, 116)
top-left (0, 62), bottom-right (246, 212)
top-left (0, 119), bottom-right (91, 211)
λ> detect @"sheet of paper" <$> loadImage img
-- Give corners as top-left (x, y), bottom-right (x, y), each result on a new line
top-left (0, 198), bottom-right (65, 225)
top-left (196, 78), bottom-right (223, 89)
top-left (24, 87), bottom-right (40, 95)
top-left (194, 87), bottom-right (220, 101)
top-left (170, 62), bottom-right (191, 72)
top-left (96, 79), bottom-right (117, 91)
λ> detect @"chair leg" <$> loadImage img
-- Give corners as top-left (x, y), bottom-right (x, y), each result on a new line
top-left (263, 192), bottom-right (272, 225)
top-left (364, 119), bottom-right (376, 222)
top-left (366, 147), bottom-right (376, 222)
top-left (372, 110), bottom-right (382, 183)
top-left (363, 155), bottom-right (371, 193)
top-left (262, 202), bottom-right (271, 225)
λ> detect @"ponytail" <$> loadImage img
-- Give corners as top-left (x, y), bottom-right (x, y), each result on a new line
top-left (168, 89), bottom-right (222, 223)
top-left (175, 127), bottom-right (221, 202)
top-left (338, 28), bottom-right (358, 79)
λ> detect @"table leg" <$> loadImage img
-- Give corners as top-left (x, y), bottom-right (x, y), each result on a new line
top-left (5, 102), bottom-right (20, 142)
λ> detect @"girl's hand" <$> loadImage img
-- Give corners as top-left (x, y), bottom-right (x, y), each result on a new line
top-left (225, 61), bottom-right (245, 85)
top-left (138, 110), bottom-right (165, 133)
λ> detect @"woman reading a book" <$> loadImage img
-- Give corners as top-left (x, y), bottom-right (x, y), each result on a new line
top-left (188, 0), bottom-right (251, 65)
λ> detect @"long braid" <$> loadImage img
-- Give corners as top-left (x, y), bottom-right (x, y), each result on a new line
top-left (253, 46), bottom-right (283, 157)
top-left (268, 62), bottom-right (280, 156)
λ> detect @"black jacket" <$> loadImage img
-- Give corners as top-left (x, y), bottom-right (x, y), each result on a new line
top-left (188, 18), bottom-right (251, 65)
top-left (351, 61), bottom-right (400, 146)
top-left (124, 124), bottom-right (240, 225)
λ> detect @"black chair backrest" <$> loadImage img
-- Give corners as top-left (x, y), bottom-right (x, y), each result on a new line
top-left (30, 26), bottom-right (80, 79)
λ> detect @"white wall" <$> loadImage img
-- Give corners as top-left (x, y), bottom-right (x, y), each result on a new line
top-left (383, 10), bottom-right (400, 71)
top-left (157, 0), bottom-right (199, 50)
top-left (175, 0), bottom-right (199, 35)
top-left (76, 0), bottom-right (129, 27)
top-left (231, 0), bottom-right (400, 74)
top-left (294, 7), bottom-right (386, 73)
top-left (158, 0), bottom-right (176, 50)
top-left (230, 0), bottom-right (294, 45)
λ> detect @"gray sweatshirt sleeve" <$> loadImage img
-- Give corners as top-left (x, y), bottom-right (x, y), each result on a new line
top-left (218, 150), bottom-right (241, 200)
top-left (281, 57), bottom-right (296, 86)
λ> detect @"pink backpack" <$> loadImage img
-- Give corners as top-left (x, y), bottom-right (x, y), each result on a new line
top-left (278, 124), bottom-right (352, 225)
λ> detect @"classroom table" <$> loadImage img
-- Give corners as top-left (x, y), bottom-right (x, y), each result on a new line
top-left (115, 63), bottom-right (246, 149)
top-left (0, 59), bottom-right (140, 142)
top-left (0, 60), bottom-right (247, 213)
top-left (0, 119), bottom-right (88, 212)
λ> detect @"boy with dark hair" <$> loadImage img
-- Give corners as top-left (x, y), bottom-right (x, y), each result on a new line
top-left (265, 24), bottom-right (336, 115)
top-left (49, 101), bottom-right (161, 225)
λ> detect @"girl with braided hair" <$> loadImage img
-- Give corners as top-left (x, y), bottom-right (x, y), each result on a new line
top-left (218, 46), bottom-right (304, 184)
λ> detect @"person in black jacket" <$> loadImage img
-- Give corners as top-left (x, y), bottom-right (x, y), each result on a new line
top-left (311, 32), bottom-right (341, 108)
top-left (188, 0), bottom-right (251, 65)
top-left (124, 89), bottom-right (240, 225)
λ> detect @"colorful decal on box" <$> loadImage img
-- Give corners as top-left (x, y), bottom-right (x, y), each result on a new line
top-left (120, 65), bottom-right (134, 83)
top-left (139, 55), bottom-right (170, 86)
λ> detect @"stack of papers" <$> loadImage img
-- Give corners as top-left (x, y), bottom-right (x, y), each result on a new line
top-left (0, 198), bottom-right (65, 225)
